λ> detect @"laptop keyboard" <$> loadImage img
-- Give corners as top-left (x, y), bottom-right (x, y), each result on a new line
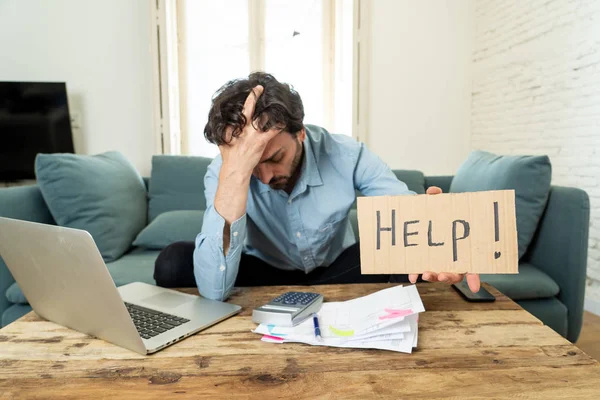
top-left (125, 302), bottom-right (190, 340)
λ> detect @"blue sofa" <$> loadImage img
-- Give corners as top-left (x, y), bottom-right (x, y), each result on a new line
top-left (0, 156), bottom-right (590, 343)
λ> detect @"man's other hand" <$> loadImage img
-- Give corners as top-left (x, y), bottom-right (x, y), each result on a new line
top-left (407, 186), bottom-right (481, 293)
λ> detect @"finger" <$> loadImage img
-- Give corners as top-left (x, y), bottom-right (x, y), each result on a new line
top-left (426, 186), bottom-right (442, 195)
top-left (252, 126), bottom-right (282, 148)
top-left (242, 85), bottom-right (264, 125)
top-left (222, 126), bottom-right (235, 144)
top-left (408, 274), bottom-right (419, 284)
top-left (422, 272), bottom-right (438, 282)
top-left (466, 273), bottom-right (481, 293)
top-left (263, 126), bottom-right (283, 141)
top-left (438, 273), bottom-right (463, 283)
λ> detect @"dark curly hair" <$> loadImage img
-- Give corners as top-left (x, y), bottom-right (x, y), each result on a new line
top-left (204, 72), bottom-right (305, 145)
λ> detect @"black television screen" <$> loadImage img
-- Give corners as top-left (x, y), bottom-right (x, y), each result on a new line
top-left (0, 82), bottom-right (74, 180)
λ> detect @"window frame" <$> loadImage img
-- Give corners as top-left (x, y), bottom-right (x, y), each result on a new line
top-left (152, 0), bottom-right (368, 155)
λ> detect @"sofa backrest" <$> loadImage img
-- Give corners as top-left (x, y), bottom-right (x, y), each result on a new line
top-left (424, 176), bottom-right (454, 193)
top-left (147, 155), bottom-right (213, 222)
top-left (393, 170), bottom-right (426, 194)
top-left (146, 154), bottom-right (432, 212)
top-left (0, 185), bottom-right (55, 224)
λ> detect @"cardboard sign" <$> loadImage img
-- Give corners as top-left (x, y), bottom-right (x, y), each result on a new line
top-left (358, 190), bottom-right (518, 274)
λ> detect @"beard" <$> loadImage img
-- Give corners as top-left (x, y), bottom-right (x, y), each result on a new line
top-left (268, 177), bottom-right (289, 190)
top-left (268, 140), bottom-right (303, 191)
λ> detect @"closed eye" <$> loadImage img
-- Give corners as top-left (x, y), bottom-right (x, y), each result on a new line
top-left (260, 148), bottom-right (283, 164)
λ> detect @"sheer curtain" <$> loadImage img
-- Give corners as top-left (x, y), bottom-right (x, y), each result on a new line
top-left (179, 0), bottom-right (353, 158)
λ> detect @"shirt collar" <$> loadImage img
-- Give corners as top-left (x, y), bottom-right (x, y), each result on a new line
top-left (257, 130), bottom-right (323, 194)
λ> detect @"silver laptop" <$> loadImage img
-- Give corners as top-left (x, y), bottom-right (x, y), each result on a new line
top-left (0, 217), bottom-right (241, 355)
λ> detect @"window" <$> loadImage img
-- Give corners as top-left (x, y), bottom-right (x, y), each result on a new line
top-left (178, 0), bottom-right (250, 158)
top-left (177, 0), bottom-right (353, 158)
top-left (264, 0), bottom-right (325, 129)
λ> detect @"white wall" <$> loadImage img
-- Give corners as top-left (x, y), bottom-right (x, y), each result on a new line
top-left (0, 0), bottom-right (155, 176)
top-left (366, 0), bottom-right (474, 175)
top-left (472, 0), bottom-right (600, 310)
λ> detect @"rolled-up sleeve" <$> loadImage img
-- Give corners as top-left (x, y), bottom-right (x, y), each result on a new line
top-left (194, 158), bottom-right (248, 301)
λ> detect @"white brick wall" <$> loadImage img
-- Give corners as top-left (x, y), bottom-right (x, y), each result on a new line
top-left (472, 0), bottom-right (600, 306)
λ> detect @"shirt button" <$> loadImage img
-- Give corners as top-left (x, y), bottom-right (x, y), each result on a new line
top-left (219, 265), bottom-right (226, 272)
top-left (233, 231), bottom-right (238, 237)
top-left (288, 200), bottom-right (292, 205)
top-left (304, 256), bottom-right (309, 260)
top-left (296, 232), bottom-right (301, 238)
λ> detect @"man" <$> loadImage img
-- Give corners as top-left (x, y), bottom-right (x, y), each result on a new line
top-left (154, 72), bottom-right (480, 300)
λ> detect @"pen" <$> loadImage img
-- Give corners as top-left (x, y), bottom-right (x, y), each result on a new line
top-left (312, 313), bottom-right (322, 342)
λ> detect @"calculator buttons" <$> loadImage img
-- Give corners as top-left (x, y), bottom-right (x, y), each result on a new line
top-left (273, 292), bottom-right (318, 305)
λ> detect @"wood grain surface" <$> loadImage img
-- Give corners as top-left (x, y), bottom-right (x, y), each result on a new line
top-left (0, 283), bottom-right (598, 399)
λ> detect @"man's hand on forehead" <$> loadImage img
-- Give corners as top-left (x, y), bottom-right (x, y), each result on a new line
top-left (218, 85), bottom-right (283, 175)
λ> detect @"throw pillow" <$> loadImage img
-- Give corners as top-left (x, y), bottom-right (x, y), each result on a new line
top-left (450, 150), bottom-right (552, 259)
top-left (133, 210), bottom-right (205, 249)
top-left (35, 151), bottom-right (147, 262)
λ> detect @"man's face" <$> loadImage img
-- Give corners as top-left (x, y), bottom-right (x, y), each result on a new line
top-left (253, 129), bottom-right (305, 190)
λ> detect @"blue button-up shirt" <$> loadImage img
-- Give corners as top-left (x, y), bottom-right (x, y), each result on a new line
top-left (194, 125), bottom-right (414, 300)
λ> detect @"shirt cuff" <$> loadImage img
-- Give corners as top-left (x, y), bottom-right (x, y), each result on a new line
top-left (198, 207), bottom-right (247, 251)
top-left (228, 214), bottom-right (247, 249)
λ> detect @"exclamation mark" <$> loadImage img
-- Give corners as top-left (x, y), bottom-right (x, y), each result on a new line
top-left (494, 201), bottom-right (501, 259)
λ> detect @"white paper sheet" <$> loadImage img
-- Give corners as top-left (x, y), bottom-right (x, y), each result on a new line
top-left (252, 285), bottom-right (425, 353)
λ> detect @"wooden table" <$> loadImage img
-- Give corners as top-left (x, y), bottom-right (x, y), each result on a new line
top-left (1, 283), bottom-right (599, 399)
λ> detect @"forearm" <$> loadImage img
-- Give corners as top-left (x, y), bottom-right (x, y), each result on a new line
top-left (214, 164), bottom-right (251, 254)
top-left (194, 213), bottom-right (246, 301)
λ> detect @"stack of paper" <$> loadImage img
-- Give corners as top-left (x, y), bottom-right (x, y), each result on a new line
top-left (252, 285), bottom-right (425, 353)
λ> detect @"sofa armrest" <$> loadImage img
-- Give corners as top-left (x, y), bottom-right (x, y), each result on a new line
top-left (425, 176), bottom-right (453, 193)
top-left (0, 185), bottom-right (55, 322)
top-left (522, 186), bottom-right (590, 342)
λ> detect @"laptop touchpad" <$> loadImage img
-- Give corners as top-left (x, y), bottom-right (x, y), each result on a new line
top-left (142, 292), bottom-right (194, 309)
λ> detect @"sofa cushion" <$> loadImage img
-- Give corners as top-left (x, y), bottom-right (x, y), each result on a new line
top-left (517, 298), bottom-right (567, 338)
top-left (392, 170), bottom-right (426, 194)
top-left (148, 155), bottom-right (213, 222)
top-left (105, 247), bottom-right (161, 287)
top-left (1, 304), bottom-right (32, 327)
top-left (133, 210), bottom-right (205, 249)
top-left (6, 282), bottom-right (27, 304)
top-left (450, 150), bottom-right (551, 258)
top-left (481, 263), bottom-right (559, 300)
top-left (35, 151), bottom-right (147, 262)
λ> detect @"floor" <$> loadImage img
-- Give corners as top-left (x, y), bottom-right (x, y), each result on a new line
top-left (576, 311), bottom-right (600, 361)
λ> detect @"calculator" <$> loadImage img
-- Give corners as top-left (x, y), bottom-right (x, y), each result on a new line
top-left (252, 291), bottom-right (324, 327)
